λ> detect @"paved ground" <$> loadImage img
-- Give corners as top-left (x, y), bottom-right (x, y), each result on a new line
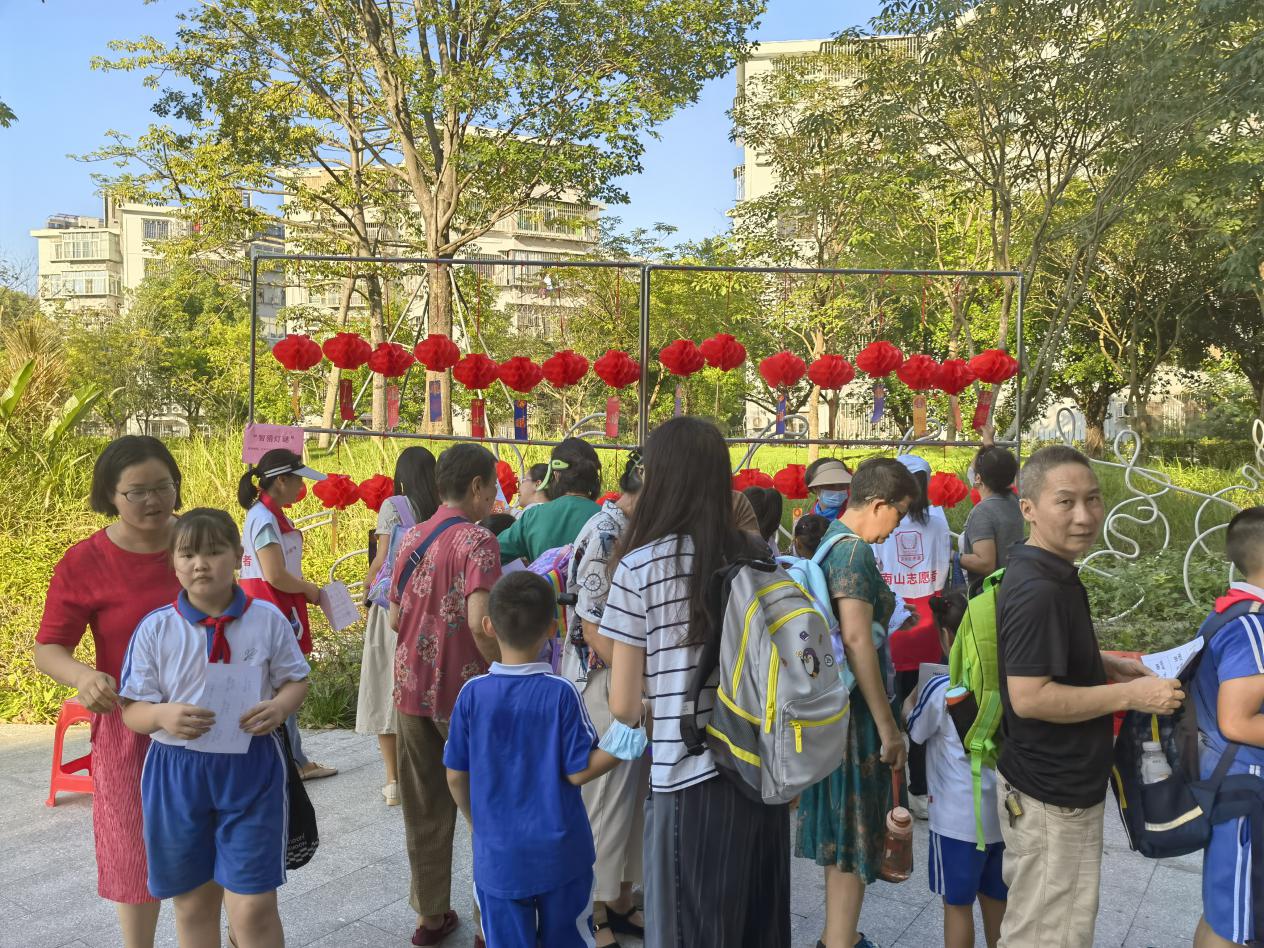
top-left (2, 723), bottom-right (1203, 947)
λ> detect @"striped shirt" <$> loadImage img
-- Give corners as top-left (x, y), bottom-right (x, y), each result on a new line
top-left (600, 535), bottom-right (717, 792)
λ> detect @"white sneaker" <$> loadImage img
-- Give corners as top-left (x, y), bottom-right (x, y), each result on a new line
top-left (383, 781), bottom-right (400, 806)
top-left (908, 793), bottom-right (929, 820)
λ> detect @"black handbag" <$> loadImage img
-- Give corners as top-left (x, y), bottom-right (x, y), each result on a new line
top-left (275, 728), bottom-right (319, 869)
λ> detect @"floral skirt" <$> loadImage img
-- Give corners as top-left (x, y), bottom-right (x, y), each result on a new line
top-left (794, 690), bottom-right (893, 883)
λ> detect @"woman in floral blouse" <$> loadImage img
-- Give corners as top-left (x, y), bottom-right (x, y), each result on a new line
top-left (389, 443), bottom-right (503, 947)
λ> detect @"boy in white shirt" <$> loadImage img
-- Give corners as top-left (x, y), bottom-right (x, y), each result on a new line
top-left (907, 591), bottom-right (1007, 948)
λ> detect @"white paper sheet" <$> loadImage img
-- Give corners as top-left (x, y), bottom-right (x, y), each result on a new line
top-left (319, 580), bottom-right (361, 632)
top-left (187, 663), bottom-right (264, 755)
top-left (500, 558), bottom-right (529, 575)
top-left (917, 661), bottom-right (949, 700)
top-left (1141, 637), bottom-right (1204, 680)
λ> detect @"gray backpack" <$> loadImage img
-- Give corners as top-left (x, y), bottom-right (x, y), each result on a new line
top-left (681, 558), bottom-right (851, 804)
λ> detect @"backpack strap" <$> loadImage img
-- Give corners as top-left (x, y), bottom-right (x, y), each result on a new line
top-left (1187, 601), bottom-right (1264, 789)
top-left (390, 495), bottom-right (417, 531)
top-left (394, 516), bottom-right (466, 599)
top-left (811, 530), bottom-right (851, 566)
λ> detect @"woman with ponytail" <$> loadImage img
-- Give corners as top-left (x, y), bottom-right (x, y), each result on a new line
top-left (237, 448), bottom-right (336, 781)
top-left (497, 438), bottom-right (602, 564)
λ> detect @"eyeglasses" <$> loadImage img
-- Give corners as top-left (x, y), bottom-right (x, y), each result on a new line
top-left (118, 482), bottom-right (178, 504)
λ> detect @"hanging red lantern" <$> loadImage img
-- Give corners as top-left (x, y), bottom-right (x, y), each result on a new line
top-left (413, 333), bottom-right (461, 373)
top-left (758, 351), bottom-right (807, 389)
top-left (855, 341), bottom-right (904, 378)
top-left (896, 354), bottom-right (940, 391)
top-left (699, 333), bottom-right (747, 371)
top-left (807, 355), bottom-right (856, 390)
top-left (312, 473), bottom-right (359, 510)
top-left (928, 472), bottom-right (971, 509)
top-left (970, 349), bottom-right (1019, 384)
top-left (498, 356), bottom-right (544, 393)
top-left (321, 332), bottom-right (372, 370)
top-left (658, 339), bottom-right (705, 377)
top-left (593, 349), bottom-right (641, 389)
top-left (934, 358), bottom-right (976, 396)
top-left (772, 464), bottom-right (809, 499)
top-left (496, 460), bottom-right (519, 503)
top-left (453, 353), bottom-right (500, 390)
top-left (366, 342), bottom-right (414, 378)
top-left (541, 349), bottom-right (590, 388)
top-left (732, 469), bottom-right (774, 492)
top-left (356, 474), bottom-right (394, 513)
top-left (271, 334), bottom-right (323, 371)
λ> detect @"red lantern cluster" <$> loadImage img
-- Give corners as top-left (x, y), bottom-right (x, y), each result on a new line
top-left (808, 355), bottom-right (856, 390)
top-left (896, 354), bottom-right (940, 391)
top-left (413, 333), bottom-right (461, 372)
top-left (773, 464), bottom-right (809, 499)
top-left (658, 339), bottom-right (706, 377)
top-left (366, 342), bottom-right (414, 378)
top-left (322, 332), bottom-right (372, 370)
top-left (499, 357), bottom-right (544, 393)
top-left (700, 333), bottom-right (747, 371)
top-left (970, 349), bottom-right (1019, 384)
top-left (758, 351), bottom-right (807, 389)
top-left (594, 349), bottom-right (640, 389)
top-left (496, 460), bottom-right (519, 502)
top-left (453, 353), bottom-right (499, 390)
top-left (934, 358), bottom-right (976, 396)
top-left (356, 474), bottom-right (394, 513)
top-left (312, 473), bottom-right (359, 510)
top-left (732, 469), bottom-right (774, 491)
top-left (272, 334), bottom-right (322, 371)
top-left (542, 349), bottom-right (590, 388)
top-left (855, 341), bottom-right (904, 378)
top-left (927, 472), bottom-right (970, 509)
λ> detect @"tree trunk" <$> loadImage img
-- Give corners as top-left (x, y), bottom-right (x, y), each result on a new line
top-left (1083, 393), bottom-right (1111, 458)
top-left (318, 276), bottom-right (357, 448)
top-left (806, 326), bottom-right (825, 462)
top-left (427, 260), bottom-right (453, 434)
top-left (367, 274), bottom-right (386, 432)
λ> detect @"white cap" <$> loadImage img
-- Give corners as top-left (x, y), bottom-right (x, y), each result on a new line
top-left (896, 454), bottom-right (932, 477)
top-left (261, 461), bottom-right (326, 481)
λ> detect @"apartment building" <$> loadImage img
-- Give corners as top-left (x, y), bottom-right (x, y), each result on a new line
top-left (30, 196), bottom-right (286, 331)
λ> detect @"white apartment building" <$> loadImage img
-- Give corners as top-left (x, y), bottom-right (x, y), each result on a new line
top-left (30, 196), bottom-right (286, 331)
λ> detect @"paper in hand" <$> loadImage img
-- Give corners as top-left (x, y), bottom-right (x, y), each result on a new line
top-left (187, 663), bottom-right (264, 755)
top-left (319, 581), bottom-right (361, 632)
top-left (1141, 637), bottom-right (1203, 679)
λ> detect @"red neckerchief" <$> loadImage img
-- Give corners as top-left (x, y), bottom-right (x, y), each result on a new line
top-left (1214, 586), bottom-right (1264, 614)
top-left (257, 490), bottom-right (295, 534)
top-left (173, 587), bottom-right (251, 663)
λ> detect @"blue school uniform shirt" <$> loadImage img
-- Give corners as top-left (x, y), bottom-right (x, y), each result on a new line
top-left (1194, 582), bottom-right (1264, 778)
top-left (443, 662), bottom-right (598, 898)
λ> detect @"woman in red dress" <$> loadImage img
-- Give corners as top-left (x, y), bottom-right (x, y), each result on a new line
top-left (34, 436), bottom-right (185, 947)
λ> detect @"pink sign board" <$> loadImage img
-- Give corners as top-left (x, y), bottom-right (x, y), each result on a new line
top-left (242, 424), bottom-right (305, 464)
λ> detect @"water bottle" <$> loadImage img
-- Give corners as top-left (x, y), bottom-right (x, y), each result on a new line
top-left (1140, 740), bottom-right (1172, 784)
top-left (879, 805), bottom-right (914, 883)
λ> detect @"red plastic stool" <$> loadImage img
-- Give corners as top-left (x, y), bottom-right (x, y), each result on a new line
top-left (46, 697), bottom-right (94, 807)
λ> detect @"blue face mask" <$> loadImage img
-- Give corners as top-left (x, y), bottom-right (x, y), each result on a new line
top-left (599, 719), bottom-right (648, 760)
top-left (817, 489), bottom-right (848, 513)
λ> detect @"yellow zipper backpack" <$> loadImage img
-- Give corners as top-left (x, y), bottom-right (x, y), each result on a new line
top-left (680, 558), bottom-right (851, 805)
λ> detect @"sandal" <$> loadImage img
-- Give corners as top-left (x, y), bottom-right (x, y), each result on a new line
top-left (300, 761), bottom-right (338, 781)
top-left (411, 910), bottom-right (458, 946)
top-left (605, 904), bottom-right (644, 937)
top-left (593, 921), bottom-right (622, 948)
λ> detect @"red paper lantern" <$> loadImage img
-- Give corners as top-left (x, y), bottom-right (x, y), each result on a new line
top-left (271, 334), bottom-right (323, 371)
top-left (855, 341), bottom-right (904, 378)
top-left (593, 349), bottom-right (641, 389)
top-left (658, 339), bottom-right (705, 377)
top-left (496, 460), bottom-right (519, 502)
top-left (541, 349), bottom-right (590, 388)
top-left (807, 355), bottom-right (856, 390)
top-left (413, 333), bottom-right (461, 372)
top-left (366, 342), bottom-right (414, 378)
top-left (970, 348), bottom-right (1019, 384)
top-left (732, 468), bottom-right (774, 491)
top-left (356, 474), bottom-right (394, 513)
top-left (699, 333), bottom-right (747, 371)
top-left (927, 472), bottom-right (971, 509)
top-left (934, 358), bottom-right (976, 396)
top-left (773, 464), bottom-right (809, 499)
top-left (312, 473), bottom-right (359, 510)
top-left (321, 332), bottom-right (372, 370)
top-left (453, 353), bottom-right (500, 390)
top-left (758, 351), bottom-right (807, 389)
top-left (498, 356), bottom-right (544, 393)
top-left (896, 354), bottom-right (940, 391)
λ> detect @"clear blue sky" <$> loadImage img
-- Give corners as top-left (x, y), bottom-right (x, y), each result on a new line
top-left (0, 0), bottom-right (882, 281)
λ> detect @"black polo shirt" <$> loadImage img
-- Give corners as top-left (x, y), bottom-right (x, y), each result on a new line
top-left (996, 543), bottom-right (1113, 808)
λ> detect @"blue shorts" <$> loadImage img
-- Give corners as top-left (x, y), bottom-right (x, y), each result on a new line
top-left (141, 733), bottom-right (288, 899)
top-left (474, 870), bottom-right (594, 948)
top-left (1204, 815), bottom-right (1255, 944)
top-left (928, 831), bottom-right (1007, 906)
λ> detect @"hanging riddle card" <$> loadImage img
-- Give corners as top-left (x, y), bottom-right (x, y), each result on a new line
top-left (913, 394), bottom-right (928, 436)
top-left (776, 393), bottom-right (787, 435)
top-left (338, 378), bottom-right (355, 421)
top-left (428, 379), bottom-right (442, 424)
top-left (470, 398), bottom-right (486, 438)
top-left (386, 384), bottom-right (400, 430)
top-left (870, 383), bottom-right (886, 424)
top-left (605, 396), bottom-right (620, 438)
top-left (514, 399), bottom-right (529, 440)
top-left (973, 387), bottom-right (994, 431)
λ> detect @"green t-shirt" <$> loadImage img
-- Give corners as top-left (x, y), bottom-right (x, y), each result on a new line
top-left (497, 494), bottom-right (601, 564)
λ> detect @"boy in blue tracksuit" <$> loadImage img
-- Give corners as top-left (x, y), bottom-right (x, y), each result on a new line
top-left (445, 571), bottom-right (619, 947)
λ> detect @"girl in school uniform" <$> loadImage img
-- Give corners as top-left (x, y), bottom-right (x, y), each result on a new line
top-left (237, 448), bottom-right (335, 781)
top-left (119, 508), bottom-right (310, 948)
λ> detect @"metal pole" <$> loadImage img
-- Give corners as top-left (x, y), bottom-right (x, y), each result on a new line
top-left (1015, 274), bottom-right (1026, 466)
top-left (296, 426), bottom-right (640, 451)
top-left (638, 266), bottom-right (651, 447)
top-left (248, 251), bottom-right (259, 426)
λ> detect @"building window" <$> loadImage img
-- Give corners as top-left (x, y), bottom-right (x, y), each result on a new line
top-left (45, 270), bottom-right (121, 297)
top-left (515, 200), bottom-right (596, 240)
top-left (143, 218), bottom-right (172, 240)
top-left (511, 304), bottom-right (553, 334)
top-left (734, 166), bottom-right (746, 202)
top-left (54, 233), bottom-right (111, 261)
top-left (506, 250), bottom-right (568, 287)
